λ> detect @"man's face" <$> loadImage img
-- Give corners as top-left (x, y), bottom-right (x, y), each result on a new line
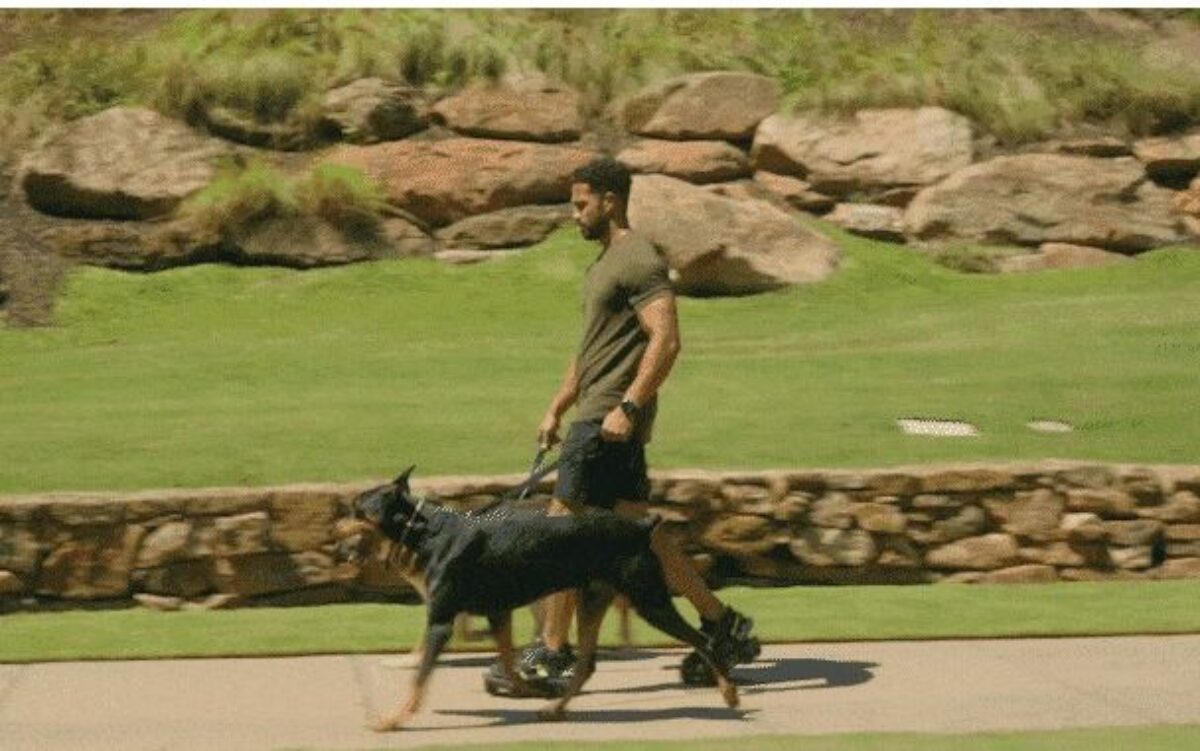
top-left (571, 183), bottom-right (606, 241)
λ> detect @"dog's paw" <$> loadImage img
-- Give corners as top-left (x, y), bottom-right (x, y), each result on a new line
top-left (536, 703), bottom-right (567, 722)
top-left (718, 678), bottom-right (740, 710)
top-left (371, 713), bottom-right (410, 733)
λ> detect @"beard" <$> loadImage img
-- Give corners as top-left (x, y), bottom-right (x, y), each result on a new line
top-left (577, 220), bottom-right (603, 241)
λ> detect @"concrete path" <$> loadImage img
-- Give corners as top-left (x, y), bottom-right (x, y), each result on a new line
top-left (2, 636), bottom-right (1198, 750)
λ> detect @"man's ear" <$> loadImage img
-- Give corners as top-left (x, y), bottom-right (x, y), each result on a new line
top-left (601, 191), bottom-right (618, 218)
top-left (394, 465), bottom-right (415, 488)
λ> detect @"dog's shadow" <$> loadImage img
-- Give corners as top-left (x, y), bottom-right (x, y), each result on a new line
top-left (430, 656), bottom-right (876, 728)
top-left (594, 656), bottom-right (879, 697)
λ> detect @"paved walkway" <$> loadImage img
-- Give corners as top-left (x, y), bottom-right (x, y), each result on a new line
top-left (2, 636), bottom-right (1198, 750)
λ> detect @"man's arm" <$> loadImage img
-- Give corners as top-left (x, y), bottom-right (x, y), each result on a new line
top-left (539, 358), bottom-right (580, 448)
top-left (601, 291), bottom-right (681, 441)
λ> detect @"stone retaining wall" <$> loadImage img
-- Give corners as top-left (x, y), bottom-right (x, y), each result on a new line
top-left (2, 461), bottom-right (1199, 612)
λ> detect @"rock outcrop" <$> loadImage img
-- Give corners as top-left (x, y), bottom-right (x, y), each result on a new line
top-left (618, 139), bottom-right (751, 184)
top-left (905, 154), bottom-right (1189, 252)
top-left (628, 174), bottom-right (840, 295)
top-left (431, 74), bottom-right (582, 143)
top-left (752, 107), bottom-right (974, 198)
top-left (20, 107), bottom-right (233, 220)
top-left (435, 205), bottom-right (571, 250)
top-left (327, 138), bottom-right (597, 227)
top-left (621, 72), bottom-right (780, 142)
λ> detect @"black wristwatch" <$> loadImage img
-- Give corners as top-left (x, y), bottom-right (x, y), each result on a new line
top-left (619, 399), bottom-right (641, 421)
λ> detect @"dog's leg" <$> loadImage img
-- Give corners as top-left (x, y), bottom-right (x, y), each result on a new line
top-left (538, 583), bottom-right (612, 722)
top-left (374, 619), bottom-right (453, 732)
top-left (487, 611), bottom-right (538, 698)
top-left (630, 594), bottom-right (740, 710)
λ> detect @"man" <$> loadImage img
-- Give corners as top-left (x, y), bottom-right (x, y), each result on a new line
top-left (493, 156), bottom-right (757, 691)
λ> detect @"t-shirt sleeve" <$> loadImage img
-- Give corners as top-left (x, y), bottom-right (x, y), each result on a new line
top-left (626, 243), bottom-right (673, 310)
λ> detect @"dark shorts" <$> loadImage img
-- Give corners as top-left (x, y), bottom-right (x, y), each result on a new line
top-left (554, 420), bottom-right (650, 510)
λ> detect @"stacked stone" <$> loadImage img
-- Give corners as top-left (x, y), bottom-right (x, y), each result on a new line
top-left (650, 463), bottom-right (1200, 586)
top-left (2, 461), bottom-right (1199, 612)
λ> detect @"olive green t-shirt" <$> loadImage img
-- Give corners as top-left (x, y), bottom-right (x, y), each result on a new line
top-left (574, 231), bottom-right (673, 443)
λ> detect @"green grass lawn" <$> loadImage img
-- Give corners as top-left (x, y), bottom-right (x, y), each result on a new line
top-left (3, 581), bottom-right (1198, 663)
top-left (1, 226), bottom-right (1198, 494)
top-left (346, 726), bottom-right (1200, 751)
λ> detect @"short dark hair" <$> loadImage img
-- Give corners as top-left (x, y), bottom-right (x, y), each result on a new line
top-left (573, 156), bottom-right (632, 202)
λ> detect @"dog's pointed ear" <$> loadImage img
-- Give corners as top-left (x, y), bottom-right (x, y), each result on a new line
top-left (394, 465), bottom-right (416, 489)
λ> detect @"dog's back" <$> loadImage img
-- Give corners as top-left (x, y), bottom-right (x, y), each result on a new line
top-left (417, 508), bottom-right (659, 616)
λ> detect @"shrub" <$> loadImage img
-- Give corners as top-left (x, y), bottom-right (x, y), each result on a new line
top-left (179, 161), bottom-right (386, 239)
top-left (293, 163), bottom-right (387, 237)
top-left (180, 161), bottom-right (298, 236)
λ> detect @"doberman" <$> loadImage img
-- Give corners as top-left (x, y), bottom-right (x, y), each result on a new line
top-left (335, 466), bottom-right (739, 731)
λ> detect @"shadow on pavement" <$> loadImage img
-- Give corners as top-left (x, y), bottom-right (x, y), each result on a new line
top-left (738, 657), bottom-right (879, 692)
top-left (436, 705), bottom-right (753, 726)
top-left (587, 656), bottom-right (879, 697)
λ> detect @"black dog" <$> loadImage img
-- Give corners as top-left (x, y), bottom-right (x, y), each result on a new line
top-left (337, 466), bottom-right (739, 731)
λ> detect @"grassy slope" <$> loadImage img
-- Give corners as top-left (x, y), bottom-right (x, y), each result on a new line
top-left (3, 580), bottom-right (1200, 663)
top-left (3, 8), bottom-right (1200, 166)
top-left (1, 228), bottom-right (1199, 494)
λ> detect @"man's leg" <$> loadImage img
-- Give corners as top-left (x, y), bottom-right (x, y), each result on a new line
top-left (538, 498), bottom-right (578, 652)
top-left (613, 498), bottom-right (759, 684)
top-left (612, 500), bottom-right (722, 621)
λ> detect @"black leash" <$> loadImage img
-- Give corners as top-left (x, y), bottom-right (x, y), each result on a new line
top-left (470, 446), bottom-right (559, 516)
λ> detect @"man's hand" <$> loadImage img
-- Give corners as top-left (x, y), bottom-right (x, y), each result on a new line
top-left (600, 406), bottom-right (634, 442)
top-left (537, 411), bottom-right (562, 450)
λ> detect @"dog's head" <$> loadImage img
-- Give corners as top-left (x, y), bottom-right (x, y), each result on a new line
top-left (335, 465), bottom-right (422, 563)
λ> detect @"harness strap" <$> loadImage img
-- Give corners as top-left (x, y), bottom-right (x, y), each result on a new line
top-left (397, 497), bottom-right (426, 547)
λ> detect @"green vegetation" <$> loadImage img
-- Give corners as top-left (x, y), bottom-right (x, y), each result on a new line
top-left (3, 581), bottom-right (1199, 663)
top-left (180, 159), bottom-right (386, 237)
top-left (3, 9), bottom-right (1200, 166)
top-left (1, 226), bottom-right (1199, 494)
top-left (348, 726), bottom-right (1200, 751)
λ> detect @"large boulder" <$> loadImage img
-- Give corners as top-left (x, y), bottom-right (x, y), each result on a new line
top-left (752, 107), bottom-right (973, 197)
top-left (231, 216), bottom-right (393, 267)
top-left (431, 74), bottom-right (582, 143)
top-left (43, 217), bottom-right (223, 270)
top-left (47, 214), bottom-right (408, 270)
top-left (1133, 131), bottom-right (1200, 185)
top-left (617, 139), bottom-right (751, 184)
top-left (435, 205), bottom-right (571, 249)
top-left (320, 78), bottom-right (430, 144)
top-left (628, 174), bottom-right (841, 296)
top-left (201, 106), bottom-right (311, 151)
top-left (20, 107), bottom-right (233, 220)
top-left (905, 154), bottom-right (1189, 252)
top-left (327, 138), bottom-right (597, 227)
top-left (621, 72), bottom-right (780, 142)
